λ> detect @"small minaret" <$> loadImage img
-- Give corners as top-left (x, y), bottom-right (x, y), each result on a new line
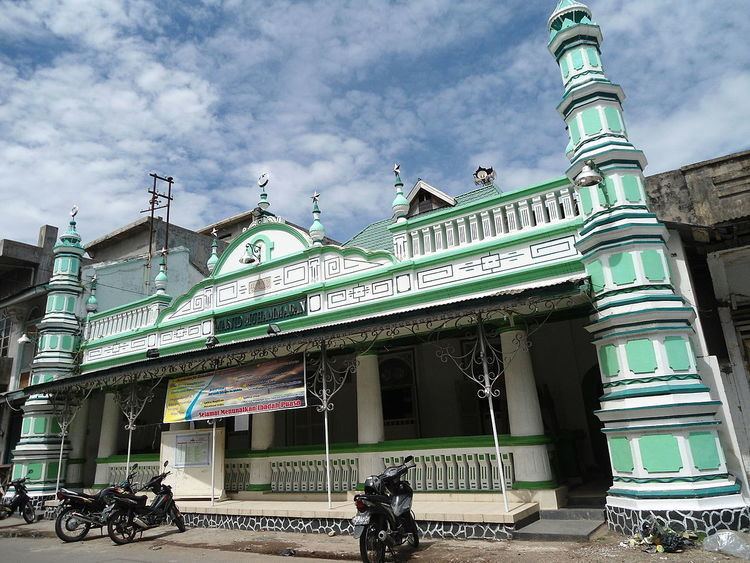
top-left (12, 206), bottom-right (85, 494)
top-left (257, 173), bottom-right (270, 211)
top-left (154, 250), bottom-right (168, 295)
top-left (207, 228), bottom-right (219, 274)
top-left (309, 191), bottom-right (325, 245)
top-left (391, 164), bottom-right (408, 222)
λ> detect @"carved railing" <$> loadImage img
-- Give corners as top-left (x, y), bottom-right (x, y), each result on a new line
top-left (84, 295), bottom-right (171, 342)
top-left (394, 182), bottom-right (580, 260)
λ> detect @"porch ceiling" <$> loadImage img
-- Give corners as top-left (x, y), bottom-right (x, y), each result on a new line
top-left (4, 276), bottom-right (589, 401)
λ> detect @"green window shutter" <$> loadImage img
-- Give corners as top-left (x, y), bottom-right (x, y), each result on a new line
top-left (609, 252), bottom-right (636, 285)
top-left (587, 259), bottom-right (605, 292)
top-left (27, 463), bottom-right (43, 481)
top-left (49, 335), bottom-right (59, 349)
top-left (688, 432), bottom-right (721, 471)
top-left (586, 47), bottom-right (600, 67)
top-left (622, 175), bottom-right (642, 203)
top-left (571, 49), bottom-right (584, 70)
top-left (579, 186), bottom-right (593, 215)
top-left (603, 106), bottom-right (623, 132)
top-left (626, 338), bottom-right (658, 374)
top-left (608, 437), bottom-right (634, 472)
top-left (664, 336), bottom-right (691, 371)
top-left (599, 344), bottom-right (620, 377)
top-left (48, 462), bottom-right (59, 481)
top-left (639, 435), bottom-right (683, 473)
top-left (560, 57), bottom-right (570, 78)
top-left (582, 108), bottom-right (602, 136)
top-left (22, 417), bottom-right (31, 435)
top-left (569, 117), bottom-right (581, 145)
top-left (641, 249), bottom-right (666, 282)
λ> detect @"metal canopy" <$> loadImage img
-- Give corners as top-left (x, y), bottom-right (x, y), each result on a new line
top-left (3, 277), bottom-right (589, 402)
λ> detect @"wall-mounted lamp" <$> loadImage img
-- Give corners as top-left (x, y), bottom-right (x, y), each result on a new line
top-left (574, 159), bottom-right (603, 187)
top-left (205, 335), bottom-right (219, 348)
top-left (17, 333), bottom-right (33, 345)
top-left (146, 348), bottom-right (160, 359)
top-left (267, 323), bottom-right (281, 336)
top-left (239, 242), bottom-right (263, 265)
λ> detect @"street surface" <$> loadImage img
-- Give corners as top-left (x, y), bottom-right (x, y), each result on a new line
top-left (0, 515), bottom-right (735, 562)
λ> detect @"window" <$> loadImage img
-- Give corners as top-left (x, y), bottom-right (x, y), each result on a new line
top-left (0, 318), bottom-right (11, 357)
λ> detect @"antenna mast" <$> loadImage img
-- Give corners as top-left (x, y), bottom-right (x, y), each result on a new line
top-left (140, 173), bottom-right (174, 293)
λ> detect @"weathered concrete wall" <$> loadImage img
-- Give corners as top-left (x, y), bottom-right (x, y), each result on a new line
top-left (646, 150), bottom-right (750, 226)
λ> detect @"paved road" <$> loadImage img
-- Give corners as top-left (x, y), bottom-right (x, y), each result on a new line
top-left (0, 535), bottom-right (339, 562)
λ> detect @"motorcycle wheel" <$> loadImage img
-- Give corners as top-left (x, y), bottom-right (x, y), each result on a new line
top-left (171, 507), bottom-right (186, 532)
top-left (55, 506), bottom-right (91, 542)
top-left (107, 509), bottom-right (137, 545)
top-left (22, 503), bottom-right (36, 524)
top-left (0, 508), bottom-right (9, 521)
top-left (405, 512), bottom-right (419, 549)
top-left (359, 519), bottom-right (386, 563)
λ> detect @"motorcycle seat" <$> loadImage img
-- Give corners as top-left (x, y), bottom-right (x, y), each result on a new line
top-left (60, 488), bottom-right (98, 500)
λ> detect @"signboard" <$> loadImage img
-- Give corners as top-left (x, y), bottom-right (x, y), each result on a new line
top-left (175, 433), bottom-right (211, 467)
top-left (163, 355), bottom-right (307, 423)
top-left (214, 299), bottom-right (306, 334)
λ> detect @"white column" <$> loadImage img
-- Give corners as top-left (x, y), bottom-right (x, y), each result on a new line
top-left (501, 329), bottom-right (553, 484)
top-left (66, 398), bottom-right (89, 486)
top-left (356, 353), bottom-right (384, 444)
top-left (356, 353), bottom-right (385, 486)
top-left (94, 392), bottom-right (120, 486)
top-left (249, 412), bottom-right (274, 491)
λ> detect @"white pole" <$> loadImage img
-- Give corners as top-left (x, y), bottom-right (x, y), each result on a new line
top-left (323, 376), bottom-right (332, 509)
top-left (125, 426), bottom-right (133, 477)
top-left (478, 321), bottom-right (510, 513)
top-left (55, 430), bottom-right (65, 494)
top-left (211, 420), bottom-right (216, 506)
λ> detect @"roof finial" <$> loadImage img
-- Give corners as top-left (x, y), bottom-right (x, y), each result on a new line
top-left (257, 172), bottom-right (270, 211)
top-left (154, 248), bottom-right (168, 295)
top-left (207, 227), bottom-right (220, 274)
top-left (86, 274), bottom-right (98, 315)
top-left (392, 163), bottom-right (408, 223)
top-left (309, 191), bottom-right (325, 245)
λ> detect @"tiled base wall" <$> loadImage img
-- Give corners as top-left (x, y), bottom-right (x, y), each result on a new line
top-left (607, 505), bottom-right (750, 536)
top-left (183, 513), bottom-right (515, 540)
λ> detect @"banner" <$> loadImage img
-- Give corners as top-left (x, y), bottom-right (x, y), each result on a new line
top-left (163, 355), bottom-right (306, 423)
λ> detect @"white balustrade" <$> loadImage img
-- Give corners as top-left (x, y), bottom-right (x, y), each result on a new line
top-left (400, 184), bottom-right (580, 259)
top-left (105, 461), bottom-right (161, 489)
top-left (84, 298), bottom-right (169, 342)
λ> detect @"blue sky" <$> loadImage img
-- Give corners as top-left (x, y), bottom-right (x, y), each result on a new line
top-left (1, 0), bottom-right (749, 245)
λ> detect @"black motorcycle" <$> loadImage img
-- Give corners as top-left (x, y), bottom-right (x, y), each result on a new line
top-left (54, 463), bottom-right (140, 542)
top-left (107, 460), bottom-right (185, 545)
top-left (352, 455), bottom-right (419, 563)
top-left (0, 470), bottom-right (36, 524)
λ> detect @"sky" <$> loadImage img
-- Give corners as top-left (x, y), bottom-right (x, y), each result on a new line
top-left (0, 0), bottom-right (748, 246)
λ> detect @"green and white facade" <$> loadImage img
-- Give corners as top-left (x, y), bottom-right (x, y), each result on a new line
top-left (8, 1), bottom-right (750, 536)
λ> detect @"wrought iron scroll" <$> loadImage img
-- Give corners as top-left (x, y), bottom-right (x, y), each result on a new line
top-left (48, 384), bottom-right (95, 493)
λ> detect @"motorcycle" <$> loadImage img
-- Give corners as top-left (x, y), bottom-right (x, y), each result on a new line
top-left (54, 463), bottom-right (140, 542)
top-left (352, 455), bottom-right (419, 563)
top-left (0, 470), bottom-right (36, 524)
top-left (106, 460), bottom-right (185, 545)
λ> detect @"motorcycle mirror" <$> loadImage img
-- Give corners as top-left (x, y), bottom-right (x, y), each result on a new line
top-left (163, 460), bottom-right (169, 468)
top-left (26, 469), bottom-right (34, 477)
top-left (404, 455), bottom-right (414, 463)
top-left (131, 463), bottom-right (139, 470)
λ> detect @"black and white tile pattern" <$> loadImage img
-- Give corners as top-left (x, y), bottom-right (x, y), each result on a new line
top-left (183, 513), bottom-right (515, 540)
top-left (607, 505), bottom-right (750, 536)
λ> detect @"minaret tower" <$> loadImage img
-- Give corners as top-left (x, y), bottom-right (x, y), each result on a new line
top-left (309, 192), bottom-right (325, 245)
top-left (548, 1), bottom-right (747, 533)
top-left (12, 207), bottom-right (85, 493)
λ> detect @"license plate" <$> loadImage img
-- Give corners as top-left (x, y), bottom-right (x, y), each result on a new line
top-left (352, 512), bottom-right (370, 525)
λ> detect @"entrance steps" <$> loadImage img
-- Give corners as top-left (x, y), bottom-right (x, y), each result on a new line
top-left (514, 508), bottom-right (605, 541)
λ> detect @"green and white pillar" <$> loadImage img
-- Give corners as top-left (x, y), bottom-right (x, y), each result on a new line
top-left (548, 0), bottom-right (748, 533)
top-left (12, 209), bottom-right (85, 494)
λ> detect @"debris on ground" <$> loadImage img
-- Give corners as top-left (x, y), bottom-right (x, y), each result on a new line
top-left (704, 530), bottom-right (750, 560)
top-left (280, 547), bottom-right (297, 556)
top-left (618, 519), bottom-right (700, 554)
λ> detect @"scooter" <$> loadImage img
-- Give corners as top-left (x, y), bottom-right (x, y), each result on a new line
top-left (54, 463), bottom-right (140, 542)
top-left (0, 470), bottom-right (36, 524)
top-left (352, 455), bottom-right (419, 563)
top-left (106, 460), bottom-right (185, 545)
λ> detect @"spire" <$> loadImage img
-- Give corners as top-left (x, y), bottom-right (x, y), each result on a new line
top-left (86, 275), bottom-right (98, 315)
top-left (154, 249), bottom-right (168, 295)
top-left (309, 191), bottom-right (325, 245)
top-left (207, 227), bottom-right (219, 273)
top-left (548, 0), bottom-right (593, 38)
top-left (58, 205), bottom-right (83, 249)
top-left (391, 163), bottom-right (409, 222)
top-left (257, 173), bottom-right (270, 211)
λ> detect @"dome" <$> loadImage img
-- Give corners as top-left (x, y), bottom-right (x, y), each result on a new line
top-left (548, 0), bottom-right (593, 36)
